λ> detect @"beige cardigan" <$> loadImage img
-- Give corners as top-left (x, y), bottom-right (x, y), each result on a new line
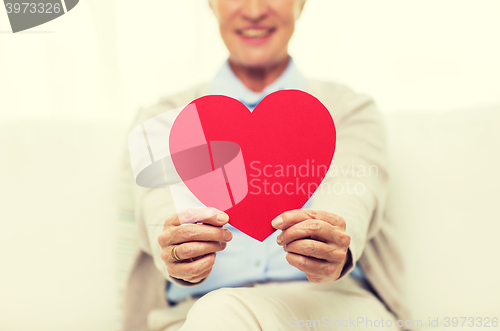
top-left (119, 80), bottom-right (411, 331)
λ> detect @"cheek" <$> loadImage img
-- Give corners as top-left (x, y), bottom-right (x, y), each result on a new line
top-left (220, 29), bottom-right (240, 54)
top-left (281, 22), bottom-right (295, 40)
top-left (218, 20), bottom-right (236, 46)
top-left (216, 7), bottom-right (240, 44)
top-left (218, 24), bottom-right (231, 40)
top-left (275, 6), bottom-right (297, 41)
top-left (275, 21), bottom-right (295, 49)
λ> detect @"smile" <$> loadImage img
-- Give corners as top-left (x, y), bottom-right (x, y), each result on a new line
top-left (237, 27), bottom-right (276, 38)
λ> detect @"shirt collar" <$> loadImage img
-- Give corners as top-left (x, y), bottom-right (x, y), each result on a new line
top-left (208, 57), bottom-right (306, 111)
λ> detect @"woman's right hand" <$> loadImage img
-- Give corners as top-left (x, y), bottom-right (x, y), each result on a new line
top-left (158, 207), bottom-right (233, 284)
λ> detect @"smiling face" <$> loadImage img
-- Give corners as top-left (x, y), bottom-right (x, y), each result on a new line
top-left (209, 0), bottom-right (305, 68)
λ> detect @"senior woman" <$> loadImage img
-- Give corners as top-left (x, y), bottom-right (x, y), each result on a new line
top-left (121, 0), bottom-right (410, 330)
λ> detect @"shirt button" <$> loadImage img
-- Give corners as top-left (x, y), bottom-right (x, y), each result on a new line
top-left (255, 260), bottom-right (261, 267)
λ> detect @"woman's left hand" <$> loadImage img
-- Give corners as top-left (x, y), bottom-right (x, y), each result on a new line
top-left (271, 209), bottom-right (351, 283)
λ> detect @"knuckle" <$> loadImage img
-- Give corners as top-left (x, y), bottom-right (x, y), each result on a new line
top-left (157, 233), bottom-right (165, 246)
top-left (332, 249), bottom-right (347, 262)
top-left (307, 274), bottom-right (322, 284)
top-left (160, 249), bottom-right (169, 263)
top-left (306, 220), bottom-right (321, 233)
top-left (304, 209), bottom-right (317, 219)
top-left (165, 214), bottom-right (179, 229)
top-left (166, 263), bottom-right (178, 277)
top-left (184, 263), bottom-right (199, 278)
top-left (183, 243), bottom-right (195, 258)
top-left (186, 276), bottom-right (199, 283)
top-left (189, 264), bottom-right (200, 277)
top-left (337, 216), bottom-right (346, 229)
top-left (191, 258), bottom-right (208, 276)
top-left (297, 255), bottom-right (308, 269)
top-left (181, 226), bottom-right (198, 240)
top-left (325, 264), bottom-right (337, 277)
top-left (340, 232), bottom-right (351, 247)
top-left (325, 245), bottom-right (336, 257)
top-left (302, 240), bottom-right (317, 254)
top-left (288, 226), bottom-right (301, 238)
top-left (159, 229), bottom-right (173, 246)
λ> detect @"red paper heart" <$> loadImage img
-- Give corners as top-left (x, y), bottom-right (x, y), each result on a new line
top-left (169, 90), bottom-right (336, 241)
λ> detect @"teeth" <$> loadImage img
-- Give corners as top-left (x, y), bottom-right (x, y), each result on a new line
top-left (241, 29), bottom-right (271, 38)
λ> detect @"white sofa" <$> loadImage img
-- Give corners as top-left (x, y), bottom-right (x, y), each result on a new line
top-left (1, 106), bottom-right (499, 331)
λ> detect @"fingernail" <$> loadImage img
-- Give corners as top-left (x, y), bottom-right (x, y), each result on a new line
top-left (217, 212), bottom-right (229, 223)
top-left (277, 233), bottom-right (283, 245)
top-left (271, 216), bottom-right (283, 228)
top-left (223, 229), bottom-right (232, 241)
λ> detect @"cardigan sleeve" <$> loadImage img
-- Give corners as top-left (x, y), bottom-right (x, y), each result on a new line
top-left (308, 86), bottom-right (389, 279)
top-left (126, 101), bottom-right (210, 288)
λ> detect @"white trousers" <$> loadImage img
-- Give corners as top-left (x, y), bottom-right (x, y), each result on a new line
top-left (147, 276), bottom-right (400, 331)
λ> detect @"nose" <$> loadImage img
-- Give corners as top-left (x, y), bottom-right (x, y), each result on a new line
top-left (241, 0), bottom-right (268, 23)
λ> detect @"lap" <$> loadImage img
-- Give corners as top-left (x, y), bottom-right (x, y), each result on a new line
top-left (153, 276), bottom-right (399, 331)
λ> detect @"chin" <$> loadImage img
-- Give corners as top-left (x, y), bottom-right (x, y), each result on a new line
top-left (233, 52), bottom-right (283, 69)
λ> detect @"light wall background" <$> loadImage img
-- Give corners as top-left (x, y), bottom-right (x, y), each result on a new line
top-left (1, 0), bottom-right (499, 122)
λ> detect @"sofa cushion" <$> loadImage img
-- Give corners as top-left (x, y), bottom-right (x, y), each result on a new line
top-left (384, 106), bottom-right (500, 323)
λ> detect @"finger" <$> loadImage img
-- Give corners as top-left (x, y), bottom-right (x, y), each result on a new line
top-left (285, 252), bottom-right (337, 279)
top-left (159, 208), bottom-right (230, 246)
top-left (168, 252), bottom-right (216, 282)
top-left (170, 241), bottom-right (227, 262)
top-left (185, 268), bottom-right (213, 284)
top-left (163, 213), bottom-right (181, 230)
top-left (279, 221), bottom-right (350, 247)
top-left (169, 224), bottom-right (233, 245)
top-left (278, 219), bottom-right (333, 245)
top-left (177, 207), bottom-right (229, 226)
top-left (271, 209), bottom-right (345, 230)
top-left (284, 239), bottom-right (347, 263)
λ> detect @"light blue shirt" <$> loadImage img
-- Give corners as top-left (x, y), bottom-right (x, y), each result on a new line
top-left (166, 57), bottom-right (364, 303)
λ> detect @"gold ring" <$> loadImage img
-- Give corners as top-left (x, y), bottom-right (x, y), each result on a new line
top-left (171, 245), bottom-right (182, 262)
